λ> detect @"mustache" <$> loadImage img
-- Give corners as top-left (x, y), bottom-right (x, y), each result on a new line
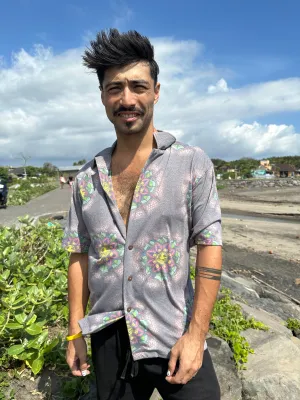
top-left (114, 106), bottom-right (144, 116)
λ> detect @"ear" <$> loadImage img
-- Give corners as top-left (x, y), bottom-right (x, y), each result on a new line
top-left (101, 89), bottom-right (105, 105)
top-left (154, 82), bottom-right (160, 104)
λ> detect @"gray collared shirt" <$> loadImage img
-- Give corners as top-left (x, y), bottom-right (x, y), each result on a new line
top-left (62, 131), bottom-right (222, 361)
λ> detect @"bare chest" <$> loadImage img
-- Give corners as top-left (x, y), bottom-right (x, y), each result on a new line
top-left (111, 168), bottom-right (141, 227)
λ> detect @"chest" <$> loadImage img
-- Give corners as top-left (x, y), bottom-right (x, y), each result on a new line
top-left (111, 163), bottom-right (144, 226)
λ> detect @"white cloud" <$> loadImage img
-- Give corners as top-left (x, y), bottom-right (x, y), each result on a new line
top-left (208, 78), bottom-right (229, 94)
top-left (0, 38), bottom-right (300, 166)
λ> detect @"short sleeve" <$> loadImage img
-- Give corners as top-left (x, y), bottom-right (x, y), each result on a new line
top-left (189, 151), bottom-right (222, 247)
top-left (62, 177), bottom-right (91, 253)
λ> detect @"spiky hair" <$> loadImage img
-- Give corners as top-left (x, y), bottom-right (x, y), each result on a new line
top-left (82, 29), bottom-right (159, 89)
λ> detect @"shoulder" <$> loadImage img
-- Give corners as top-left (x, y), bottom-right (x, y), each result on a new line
top-left (171, 141), bottom-right (213, 170)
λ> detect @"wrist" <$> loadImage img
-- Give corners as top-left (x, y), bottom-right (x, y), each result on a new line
top-left (68, 323), bottom-right (82, 336)
top-left (188, 321), bottom-right (207, 340)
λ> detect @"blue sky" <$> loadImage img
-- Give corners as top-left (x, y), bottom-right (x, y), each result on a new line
top-left (1, 0), bottom-right (300, 166)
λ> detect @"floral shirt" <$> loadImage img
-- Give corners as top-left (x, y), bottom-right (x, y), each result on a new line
top-left (62, 131), bottom-right (222, 361)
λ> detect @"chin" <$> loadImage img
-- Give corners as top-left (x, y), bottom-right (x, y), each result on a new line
top-left (117, 122), bottom-right (145, 136)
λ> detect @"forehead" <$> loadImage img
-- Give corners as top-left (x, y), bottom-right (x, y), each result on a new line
top-left (103, 62), bottom-right (153, 85)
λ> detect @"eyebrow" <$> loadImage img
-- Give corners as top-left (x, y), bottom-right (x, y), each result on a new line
top-left (104, 79), bottom-right (150, 89)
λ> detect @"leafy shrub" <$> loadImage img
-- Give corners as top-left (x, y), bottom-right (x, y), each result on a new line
top-left (7, 182), bottom-right (57, 206)
top-left (286, 318), bottom-right (300, 331)
top-left (0, 216), bottom-right (69, 375)
top-left (210, 289), bottom-right (268, 368)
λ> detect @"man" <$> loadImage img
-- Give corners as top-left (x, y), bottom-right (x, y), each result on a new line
top-left (63, 29), bottom-right (222, 400)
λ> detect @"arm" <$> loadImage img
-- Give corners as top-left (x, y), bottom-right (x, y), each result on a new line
top-left (188, 245), bottom-right (222, 339)
top-left (68, 253), bottom-right (90, 335)
top-left (166, 245), bottom-right (222, 385)
top-left (66, 252), bottom-right (91, 377)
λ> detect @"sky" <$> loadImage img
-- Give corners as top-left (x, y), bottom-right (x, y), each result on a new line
top-left (0, 0), bottom-right (300, 167)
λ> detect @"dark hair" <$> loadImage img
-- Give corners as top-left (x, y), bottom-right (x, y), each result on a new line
top-left (82, 29), bottom-right (159, 89)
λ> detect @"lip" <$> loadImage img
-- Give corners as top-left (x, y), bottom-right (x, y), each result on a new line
top-left (117, 113), bottom-right (141, 122)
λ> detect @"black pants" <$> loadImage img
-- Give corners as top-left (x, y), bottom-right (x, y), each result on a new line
top-left (91, 319), bottom-right (220, 400)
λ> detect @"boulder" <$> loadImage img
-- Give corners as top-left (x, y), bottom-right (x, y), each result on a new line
top-left (237, 302), bottom-right (293, 338)
top-left (241, 329), bottom-right (300, 400)
top-left (207, 337), bottom-right (243, 400)
top-left (221, 271), bottom-right (261, 300)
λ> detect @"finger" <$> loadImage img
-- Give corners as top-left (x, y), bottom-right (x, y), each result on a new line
top-left (166, 349), bottom-right (179, 378)
top-left (70, 357), bottom-right (83, 377)
top-left (167, 361), bottom-right (189, 385)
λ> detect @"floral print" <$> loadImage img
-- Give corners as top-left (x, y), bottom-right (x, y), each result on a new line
top-left (131, 170), bottom-right (156, 210)
top-left (102, 311), bottom-right (124, 325)
top-left (172, 143), bottom-right (185, 150)
top-left (92, 232), bottom-right (124, 273)
top-left (98, 167), bottom-right (115, 200)
top-left (78, 174), bottom-right (94, 205)
top-left (126, 309), bottom-right (148, 352)
top-left (62, 232), bottom-right (90, 253)
top-left (141, 237), bottom-right (180, 280)
top-left (196, 229), bottom-right (220, 245)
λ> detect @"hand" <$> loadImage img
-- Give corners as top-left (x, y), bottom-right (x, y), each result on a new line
top-left (165, 332), bottom-right (204, 385)
top-left (66, 337), bottom-right (91, 377)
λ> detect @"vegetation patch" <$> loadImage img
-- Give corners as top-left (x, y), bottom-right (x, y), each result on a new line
top-left (286, 318), bottom-right (300, 336)
top-left (210, 289), bottom-right (268, 368)
top-left (7, 179), bottom-right (57, 206)
top-left (0, 219), bottom-right (268, 399)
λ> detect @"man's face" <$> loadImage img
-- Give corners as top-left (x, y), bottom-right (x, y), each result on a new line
top-left (101, 62), bottom-right (160, 136)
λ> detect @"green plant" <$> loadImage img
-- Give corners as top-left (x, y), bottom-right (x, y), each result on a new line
top-left (210, 289), bottom-right (268, 368)
top-left (286, 318), bottom-right (300, 331)
top-left (0, 216), bottom-right (69, 375)
top-left (7, 182), bottom-right (57, 206)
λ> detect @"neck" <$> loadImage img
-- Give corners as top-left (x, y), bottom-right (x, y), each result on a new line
top-left (114, 124), bottom-right (157, 158)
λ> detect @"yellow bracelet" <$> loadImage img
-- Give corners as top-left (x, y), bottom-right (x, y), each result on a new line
top-left (66, 332), bottom-right (83, 341)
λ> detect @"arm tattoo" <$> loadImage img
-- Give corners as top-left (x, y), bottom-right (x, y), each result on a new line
top-left (196, 266), bottom-right (222, 281)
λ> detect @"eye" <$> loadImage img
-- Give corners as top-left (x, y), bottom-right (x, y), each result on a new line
top-left (135, 85), bottom-right (147, 91)
top-left (108, 87), bottom-right (121, 94)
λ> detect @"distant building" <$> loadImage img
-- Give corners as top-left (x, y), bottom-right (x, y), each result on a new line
top-left (273, 164), bottom-right (296, 178)
top-left (260, 160), bottom-right (272, 171)
top-left (58, 165), bottom-right (84, 178)
top-left (252, 169), bottom-right (267, 178)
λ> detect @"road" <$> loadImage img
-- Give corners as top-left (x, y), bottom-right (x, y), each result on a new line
top-left (0, 187), bottom-right (72, 227)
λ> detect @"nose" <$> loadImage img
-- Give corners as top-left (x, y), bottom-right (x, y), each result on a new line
top-left (120, 86), bottom-right (136, 108)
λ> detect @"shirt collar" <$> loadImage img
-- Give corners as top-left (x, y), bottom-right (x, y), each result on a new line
top-left (92, 131), bottom-right (176, 170)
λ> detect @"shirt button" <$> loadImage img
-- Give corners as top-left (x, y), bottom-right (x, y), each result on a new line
top-left (128, 245), bottom-right (133, 250)
top-left (128, 276), bottom-right (133, 281)
top-left (127, 307), bottom-right (132, 313)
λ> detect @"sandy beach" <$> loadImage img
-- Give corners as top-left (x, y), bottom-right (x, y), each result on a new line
top-left (219, 186), bottom-right (300, 300)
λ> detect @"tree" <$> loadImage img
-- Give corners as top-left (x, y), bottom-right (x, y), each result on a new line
top-left (26, 166), bottom-right (42, 177)
top-left (73, 159), bottom-right (86, 166)
top-left (42, 162), bottom-right (58, 177)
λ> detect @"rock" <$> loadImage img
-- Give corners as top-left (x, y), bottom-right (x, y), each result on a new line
top-left (237, 302), bottom-right (292, 338)
top-left (207, 337), bottom-right (243, 400)
top-left (241, 329), bottom-right (300, 400)
top-left (221, 271), bottom-right (261, 300)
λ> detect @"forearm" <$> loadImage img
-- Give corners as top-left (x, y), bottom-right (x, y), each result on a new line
top-left (68, 253), bottom-right (90, 335)
top-left (188, 245), bottom-right (222, 338)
